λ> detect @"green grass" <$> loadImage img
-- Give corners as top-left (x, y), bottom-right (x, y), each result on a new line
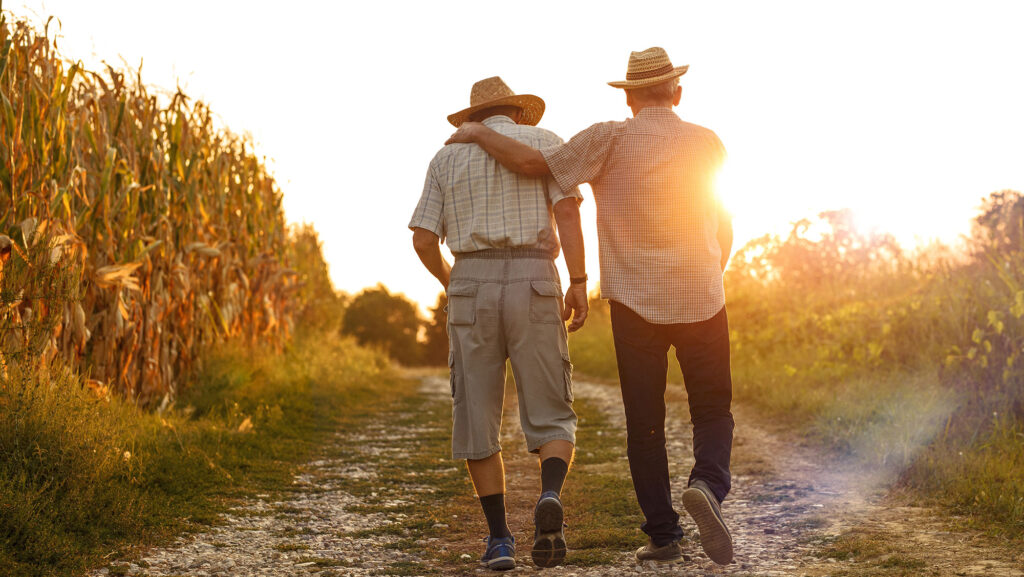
top-left (561, 397), bottom-right (645, 567)
top-left (900, 416), bottom-right (1024, 536)
top-left (0, 332), bottom-right (407, 577)
top-left (818, 531), bottom-right (931, 576)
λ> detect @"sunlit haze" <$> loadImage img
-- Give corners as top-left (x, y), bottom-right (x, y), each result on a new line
top-left (14, 0), bottom-right (1024, 310)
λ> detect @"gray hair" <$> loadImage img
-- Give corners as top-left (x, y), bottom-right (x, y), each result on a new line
top-left (625, 77), bottom-right (679, 103)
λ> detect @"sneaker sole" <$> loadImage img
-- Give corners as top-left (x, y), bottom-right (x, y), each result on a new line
top-left (531, 533), bottom-right (566, 568)
top-left (635, 553), bottom-right (683, 565)
top-left (683, 487), bottom-right (734, 565)
top-left (485, 556), bottom-right (516, 571)
top-left (532, 497), bottom-right (566, 568)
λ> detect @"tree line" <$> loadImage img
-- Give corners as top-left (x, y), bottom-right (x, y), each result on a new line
top-left (340, 285), bottom-right (448, 367)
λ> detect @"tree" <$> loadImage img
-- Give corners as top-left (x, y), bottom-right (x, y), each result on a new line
top-left (421, 292), bottom-right (449, 367)
top-left (341, 285), bottom-right (421, 365)
top-left (288, 224), bottom-right (344, 334)
top-left (973, 190), bottom-right (1024, 253)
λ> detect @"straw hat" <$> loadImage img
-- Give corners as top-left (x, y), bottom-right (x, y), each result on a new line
top-left (607, 47), bottom-right (689, 89)
top-left (447, 76), bottom-right (545, 127)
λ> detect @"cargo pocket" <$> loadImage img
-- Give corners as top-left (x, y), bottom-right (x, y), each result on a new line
top-left (447, 282), bottom-right (478, 326)
top-left (562, 352), bottom-right (574, 402)
top-left (529, 280), bottom-right (563, 324)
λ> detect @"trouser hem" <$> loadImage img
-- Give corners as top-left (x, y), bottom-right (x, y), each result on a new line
top-left (526, 433), bottom-right (577, 454)
top-left (453, 445), bottom-right (502, 460)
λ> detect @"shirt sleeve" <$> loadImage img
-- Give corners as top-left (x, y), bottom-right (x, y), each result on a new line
top-left (408, 162), bottom-right (445, 239)
top-left (540, 121), bottom-right (617, 194)
top-left (538, 134), bottom-right (583, 206)
top-left (545, 177), bottom-right (583, 207)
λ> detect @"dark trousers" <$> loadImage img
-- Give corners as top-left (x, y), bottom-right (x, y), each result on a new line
top-left (610, 301), bottom-right (735, 546)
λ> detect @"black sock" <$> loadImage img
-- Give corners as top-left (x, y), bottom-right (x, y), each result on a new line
top-left (540, 457), bottom-right (569, 495)
top-left (479, 493), bottom-right (511, 539)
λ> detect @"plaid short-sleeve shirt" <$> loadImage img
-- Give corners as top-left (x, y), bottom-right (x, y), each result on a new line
top-left (409, 115), bottom-right (581, 255)
top-left (541, 107), bottom-right (728, 324)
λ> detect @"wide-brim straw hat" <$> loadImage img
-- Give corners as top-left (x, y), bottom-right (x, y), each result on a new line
top-left (447, 76), bottom-right (545, 127)
top-left (607, 47), bottom-right (689, 89)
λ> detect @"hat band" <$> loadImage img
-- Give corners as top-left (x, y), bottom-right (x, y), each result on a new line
top-left (625, 63), bottom-right (676, 81)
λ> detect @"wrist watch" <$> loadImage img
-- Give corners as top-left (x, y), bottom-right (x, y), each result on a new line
top-left (570, 275), bottom-right (588, 285)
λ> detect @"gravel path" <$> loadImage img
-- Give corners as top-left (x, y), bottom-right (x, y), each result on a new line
top-left (89, 379), bottom-right (448, 577)
top-left (90, 374), bottom-right (1023, 577)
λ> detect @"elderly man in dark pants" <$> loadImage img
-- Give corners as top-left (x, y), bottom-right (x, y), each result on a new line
top-left (446, 47), bottom-right (735, 566)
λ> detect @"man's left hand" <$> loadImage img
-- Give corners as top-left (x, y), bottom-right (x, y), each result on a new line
top-left (563, 284), bottom-right (589, 333)
top-left (445, 122), bottom-right (484, 145)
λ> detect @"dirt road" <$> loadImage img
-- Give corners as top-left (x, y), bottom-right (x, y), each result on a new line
top-left (92, 374), bottom-right (1023, 577)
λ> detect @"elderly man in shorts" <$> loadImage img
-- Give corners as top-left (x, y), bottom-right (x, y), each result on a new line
top-left (410, 76), bottom-right (589, 571)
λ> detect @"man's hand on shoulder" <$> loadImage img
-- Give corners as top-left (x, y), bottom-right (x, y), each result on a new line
top-left (445, 122), bottom-right (484, 145)
top-left (563, 284), bottom-right (589, 333)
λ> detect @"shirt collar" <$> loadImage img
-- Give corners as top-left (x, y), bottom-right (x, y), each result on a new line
top-left (482, 115), bottom-right (517, 127)
top-left (635, 106), bottom-right (677, 119)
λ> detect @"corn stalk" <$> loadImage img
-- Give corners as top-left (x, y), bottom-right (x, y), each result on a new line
top-left (0, 9), bottom-right (317, 405)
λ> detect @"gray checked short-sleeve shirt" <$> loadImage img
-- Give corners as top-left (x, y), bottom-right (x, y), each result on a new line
top-left (409, 115), bottom-right (582, 255)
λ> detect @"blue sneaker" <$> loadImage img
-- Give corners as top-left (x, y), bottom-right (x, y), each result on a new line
top-left (481, 535), bottom-right (516, 571)
top-left (531, 490), bottom-right (566, 568)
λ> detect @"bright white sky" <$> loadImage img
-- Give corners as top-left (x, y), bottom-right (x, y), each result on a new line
top-left (13, 1), bottom-right (1024, 310)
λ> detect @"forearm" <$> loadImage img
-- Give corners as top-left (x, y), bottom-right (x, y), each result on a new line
top-left (417, 246), bottom-right (451, 289)
top-left (554, 199), bottom-right (585, 279)
top-left (477, 129), bottom-right (550, 177)
top-left (412, 230), bottom-right (451, 289)
top-left (448, 123), bottom-right (551, 177)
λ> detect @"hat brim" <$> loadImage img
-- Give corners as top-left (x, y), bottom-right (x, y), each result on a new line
top-left (447, 94), bottom-right (545, 127)
top-left (607, 65), bottom-right (689, 89)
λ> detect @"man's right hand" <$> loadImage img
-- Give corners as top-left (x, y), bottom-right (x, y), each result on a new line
top-left (445, 122), bottom-right (484, 145)
top-left (563, 284), bottom-right (589, 332)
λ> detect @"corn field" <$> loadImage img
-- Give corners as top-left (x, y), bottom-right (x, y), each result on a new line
top-left (0, 10), bottom-right (327, 404)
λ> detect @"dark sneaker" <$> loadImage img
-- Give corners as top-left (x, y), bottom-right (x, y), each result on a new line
top-left (683, 479), bottom-right (734, 565)
top-left (634, 538), bottom-right (683, 563)
top-left (531, 490), bottom-right (566, 568)
top-left (481, 535), bottom-right (516, 571)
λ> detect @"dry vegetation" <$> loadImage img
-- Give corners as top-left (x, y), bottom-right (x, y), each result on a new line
top-left (0, 9), bottom-right (338, 405)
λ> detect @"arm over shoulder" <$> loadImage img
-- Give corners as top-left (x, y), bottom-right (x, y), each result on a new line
top-left (532, 129), bottom-right (584, 207)
top-left (540, 121), bottom-right (618, 195)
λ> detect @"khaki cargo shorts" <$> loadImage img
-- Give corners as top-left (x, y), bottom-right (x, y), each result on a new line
top-left (446, 249), bottom-right (577, 460)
